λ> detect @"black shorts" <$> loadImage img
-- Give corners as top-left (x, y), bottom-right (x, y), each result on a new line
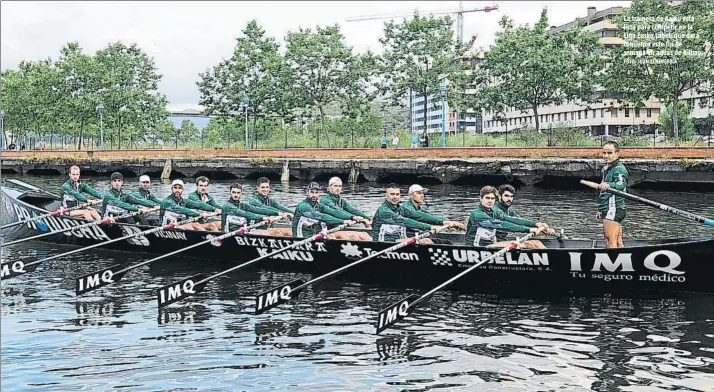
top-left (602, 208), bottom-right (626, 224)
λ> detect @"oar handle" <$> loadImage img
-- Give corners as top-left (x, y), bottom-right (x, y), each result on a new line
top-left (580, 180), bottom-right (714, 227)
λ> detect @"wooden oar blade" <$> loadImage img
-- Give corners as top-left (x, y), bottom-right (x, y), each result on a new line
top-left (0, 260), bottom-right (40, 280)
top-left (254, 278), bottom-right (305, 315)
top-left (375, 294), bottom-right (420, 334)
top-left (75, 264), bottom-right (126, 296)
top-left (156, 274), bottom-right (207, 308)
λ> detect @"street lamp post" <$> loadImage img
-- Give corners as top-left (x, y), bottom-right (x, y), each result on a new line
top-left (440, 80), bottom-right (447, 148)
top-left (0, 110), bottom-right (5, 151)
top-left (243, 95), bottom-right (249, 150)
top-left (96, 103), bottom-right (104, 150)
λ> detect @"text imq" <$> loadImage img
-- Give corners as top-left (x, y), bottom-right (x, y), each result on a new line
top-left (569, 250), bottom-right (684, 275)
top-left (75, 265), bottom-right (122, 295)
top-left (254, 279), bottom-right (305, 314)
top-left (156, 274), bottom-right (206, 308)
top-left (0, 261), bottom-right (27, 278)
top-left (376, 294), bottom-right (420, 334)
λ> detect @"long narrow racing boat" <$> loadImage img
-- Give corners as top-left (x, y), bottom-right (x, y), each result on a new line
top-left (2, 184), bottom-right (713, 294)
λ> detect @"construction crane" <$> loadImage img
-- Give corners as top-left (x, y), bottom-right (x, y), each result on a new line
top-left (345, 1), bottom-right (498, 44)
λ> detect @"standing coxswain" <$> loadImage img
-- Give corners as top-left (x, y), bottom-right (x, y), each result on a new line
top-left (59, 165), bottom-right (102, 221)
top-left (597, 141), bottom-right (629, 248)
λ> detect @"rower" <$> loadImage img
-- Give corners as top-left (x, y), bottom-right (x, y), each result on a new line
top-left (186, 176), bottom-right (222, 231)
top-left (221, 183), bottom-right (280, 233)
top-left (494, 184), bottom-right (555, 243)
top-left (250, 177), bottom-right (294, 236)
top-left (125, 175), bottom-right (162, 226)
top-left (597, 141), bottom-right (629, 248)
top-left (401, 184), bottom-right (466, 238)
top-left (371, 183), bottom-right (446, 244)
top-left (465, 186), bottom-right (546, 249)
top-left (159, 179), bottom-right (214, 231)
top-left (101, 172), bottom-right (152, 224)
top-left (318, 177), bottom-right (373, 240)
top-left (293, 182), bottom-right (355, 238)
top-left (60, 165), bottom-right (102, 221)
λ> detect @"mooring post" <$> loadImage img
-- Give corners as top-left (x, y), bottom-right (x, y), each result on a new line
top-left (161, 158), bottom-right (173, 180)
top-left (348, 162), bottom-right (360, 183)
top-left (281, 160), bottom-right (290, 183)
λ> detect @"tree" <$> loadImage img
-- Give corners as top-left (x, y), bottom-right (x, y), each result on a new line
top-left (285, 24), bottom-right (354, 147)
top-left (379, 12), bottom-right (476, 137)
top-left (340, 52), bottom-right (379, 147)
top-left (478, 9), bottom-right (602, 133)
top-left (605, 0), bottom-right (714, 139)
top-left (198, 20), bottom-right (283, 149)
top-left (659, 101), bottom-right (694, 140)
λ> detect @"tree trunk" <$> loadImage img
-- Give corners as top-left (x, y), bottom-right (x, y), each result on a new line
top-left (252, 112), bottom-right (258, 149)
top-left (77, 119), bottom-right (85, 150)
top-left (319, 105), bottom-right (326, 148)
top-left (673, 86), bottom-right (679, 141)
top-left (533, 105), bottom-right (540, 133)
top-left (118, 117), bottom-right (122, 150)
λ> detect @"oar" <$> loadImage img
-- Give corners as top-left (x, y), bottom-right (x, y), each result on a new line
top-left (580, 180), bottom-right (714, 227)
top-left (375, 232), bottom-right (534, 334)
top-left (253, 228), bottom-right (441, 315)
top-left (6, 178), bottom-right (62, 199)
top-left (155, 223), bottom-right (353, 308)
top-left (75, 216), bottom-right (284, 296)
top-left (0, 212), bottom-right (218, 280)
top-left (2, 206), bottom-right (160, 248)
top-left (2, 199), bottom-right (104, 230)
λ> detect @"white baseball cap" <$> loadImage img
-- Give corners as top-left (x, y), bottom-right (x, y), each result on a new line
top-left (139, 175), bottom-right (151, 182)
top-left (408, 184), bottom-right (428, 195)
top-left (328, 177), bottom-right (342, 186)
top-left (171, 179), bottom-right (185, 188)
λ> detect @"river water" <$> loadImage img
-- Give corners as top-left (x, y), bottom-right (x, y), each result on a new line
top-left (2, 176), bottom-right (714, 391)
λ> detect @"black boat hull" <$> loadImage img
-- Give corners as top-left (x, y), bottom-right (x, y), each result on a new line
top-left (2, 185), bottom-right (713, 294)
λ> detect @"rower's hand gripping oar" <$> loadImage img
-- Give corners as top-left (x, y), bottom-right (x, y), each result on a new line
top-left (253, 227), bottom-right (444, 315)
top-left (0, 212), bottom-right (218, 280)
top-left (580, 180), bottom-right (714, 227)
top-left (2, 206), bottom-right (159, 248)
top-left (375, 232), bottom-right (535, 334)
top-left (155, 222), bottom-right (354, 308)
top-left (1, 199), bottom-right (104, 230)
top-left (75, 216), bottom-right (284, 296)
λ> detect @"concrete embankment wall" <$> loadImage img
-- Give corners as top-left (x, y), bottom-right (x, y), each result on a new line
top-left (2, 148), bottom-right (714, 188)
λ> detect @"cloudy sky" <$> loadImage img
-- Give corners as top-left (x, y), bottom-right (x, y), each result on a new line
top-left (1, 1), bottom-right (629, 111)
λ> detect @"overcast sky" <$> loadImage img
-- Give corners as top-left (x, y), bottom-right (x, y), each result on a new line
top-left (1, 1), bottom-right (629, 111)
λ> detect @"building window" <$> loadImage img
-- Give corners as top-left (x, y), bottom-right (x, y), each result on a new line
top-left (571, 112), bottom-right (575, 120)
top-left (578, 111), bottom-right (582, 120)
top-left (584, 110), bottom-right (588, 119)
top-left (701, 98), bottom-right (709, 107)
top-left (635, 108), bottom-right (640, 117)
top-left (600, 109), bottom-right (605, 117)
top-left (625, 108), bottom-right (630, 117)
top-left (611, 108), bottom-right (617, 118)
top-left (592, 109), bottom-right (596, 118)
top-left (557, 113), bottom-right (561, 121)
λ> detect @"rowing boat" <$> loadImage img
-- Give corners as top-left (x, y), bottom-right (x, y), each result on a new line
top-left (2, 185), bottom-right (713, 294)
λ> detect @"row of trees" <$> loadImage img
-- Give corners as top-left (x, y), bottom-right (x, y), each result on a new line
top-left (2, 0), bottom-right (712, 149)
top-left (1, 42), bottom-right (168, 149)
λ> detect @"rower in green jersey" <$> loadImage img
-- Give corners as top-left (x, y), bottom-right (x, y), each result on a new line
top-left (249, 177), bottom-right (295, 236)
top-left (493, 184), bottom-right (555, 247)
top-left (101, 172), bottom-right (153, 224)
top-left (597, 141), bottom-right (629, 248)
top-left (124, 175), bottom-right (162, 225)
top-left (220, 183), bottom-right (282, 232)
top-left (185, 176), bottom-right (222, 231)
top-left (465, 186), bottom-right (547, 249)
top-left (292, 182), bottom-right (355, 238)
top-left (371, 183), bottom-right (446, 243)
top-left (400, 184), bottom-right (466, 237)
top-left (318, 177), bottom-right (372, 241)
top-left (60, 165), bottom-right (102, 220)
top-left (159, 179), bottom-right (216, 231)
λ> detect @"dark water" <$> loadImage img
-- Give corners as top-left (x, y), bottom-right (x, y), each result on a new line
top-left (2, 176), bottom-right (714, 391)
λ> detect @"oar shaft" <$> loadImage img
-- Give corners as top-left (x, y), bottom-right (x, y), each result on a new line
top-left (13, 213), bottom-right (212, 269)
top-left (411, 233), bottom-right (534, 309)
top-left (580, 180), bottom-right (714, 227)
top-left (1, 199), bottom-right (102, 230)
top-left (197, 223), bottom-right (349, 285)
top-left (115, 220), bottom-right (273, 275)
top-left (2, 207), bottom-right (158, 248)
top-left (294, 231), bottom-right (432, 292)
